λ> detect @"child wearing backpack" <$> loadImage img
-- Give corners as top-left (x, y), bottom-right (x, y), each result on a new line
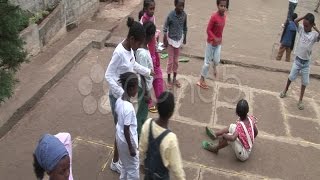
top-left (139, 91), bottom-right (185, 180)
top-left (202, 99), bottom-right (258, 162)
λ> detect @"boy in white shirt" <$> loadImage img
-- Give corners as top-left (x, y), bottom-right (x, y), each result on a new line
top-left (280, 13), bottom-right (320, 110)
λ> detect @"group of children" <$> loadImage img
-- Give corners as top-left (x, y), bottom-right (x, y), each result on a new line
top-left (105, 0), bottom-right (187, 179)
top-left (31, 0), bottom-right (320, 179)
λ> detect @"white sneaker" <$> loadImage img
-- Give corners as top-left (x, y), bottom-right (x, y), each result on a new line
top-left (110, 160), bottom-right (122, 174)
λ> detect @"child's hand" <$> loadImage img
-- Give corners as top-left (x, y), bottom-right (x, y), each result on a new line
top-left (163, 35), bottom-right (168, 48)
top-left (140, 165), bottom-right (145, 174)
top-left (183, 38), bottom-right (187, 45)
top-left (213, 37), bottom-right (222, 44)
top-left (144, 93), bottom-right (150, 103)
top-left (150, 69), bottom-right (155, 76)
top-left (129, 147), bottom-right (136, 157)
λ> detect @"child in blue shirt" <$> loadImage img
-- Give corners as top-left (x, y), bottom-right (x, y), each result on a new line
top-left (276, 13), bottom-right (298, 62)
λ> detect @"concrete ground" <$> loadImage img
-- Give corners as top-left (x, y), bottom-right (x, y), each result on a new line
top-left (0, 0), bottom-right (320, 179)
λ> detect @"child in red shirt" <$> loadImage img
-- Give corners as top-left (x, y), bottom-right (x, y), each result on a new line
top-left (197, 0), bottom-right (227, 89)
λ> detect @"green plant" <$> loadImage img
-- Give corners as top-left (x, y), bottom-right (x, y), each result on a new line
top-left (0, 1), bottom-right (28, 102)
top-left (29, 10), bottom-right (49, 25)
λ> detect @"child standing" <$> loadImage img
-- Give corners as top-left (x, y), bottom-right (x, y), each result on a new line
top-left (136, 21), bottom-right (156, 137)
top-left (139, 0), bottom-right (164, 113)
top-left (197, 0), bottom-right (227, 89)
top-left (139, 91), bottom-right (186, 179)
top-left (105, 17), bottom-right (153, 173)
top-left (163, 0), bottom-right (188, 88)
top-left (202, 99), bottom-right (258, 162)
top-left (280, 13), bottom-right (320, 110)
top-left (276, 13), bottom-right (298, 62)
top-left (115, 72), bottom-right (140, 180)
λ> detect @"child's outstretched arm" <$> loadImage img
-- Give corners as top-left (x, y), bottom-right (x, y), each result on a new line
top-left (124, 125), bottom-right (136, 157)
top-left (222, 131), bottom-right (238, 142)
top-left (163, 15), bottom-right (170, 47)
top-left (183, 15), bottom-right (187, 44)
top-left (254, 125), bottom-right (258, 138)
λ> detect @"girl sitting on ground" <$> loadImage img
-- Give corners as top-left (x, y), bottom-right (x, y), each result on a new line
top-left (202, 99), bottom-right (258, 161)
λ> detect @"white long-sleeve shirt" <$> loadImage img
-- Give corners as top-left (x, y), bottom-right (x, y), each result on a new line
top-left (105, 43), bottom-right (151, 99)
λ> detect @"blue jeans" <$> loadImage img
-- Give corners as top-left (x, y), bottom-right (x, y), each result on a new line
top-left (288, 56), bottom-right (310, 86)
top-left (201, 43), bottom-right (221, 78)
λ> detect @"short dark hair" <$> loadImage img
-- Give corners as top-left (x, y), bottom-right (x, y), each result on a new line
top-left (143, 21), bottom-right (156, 43)
top-left (157, 91), bottom-right (175, 119)
top-left (126, 17), bottom-right (145, 42)
top-left (236, 99), bottom-right (249, 120)
top-left (304, 13), bottom-right (315, 25)
top-left (217, 0), bottom-right (227, 5)
top-left (138, 0), bottom-right (155, 20)
top-left (291, 13), bottom-right (298, 21)
top-left (118, 72), bottom-right (138, 94)
top-left (174, 0), bottom-right (184, 6)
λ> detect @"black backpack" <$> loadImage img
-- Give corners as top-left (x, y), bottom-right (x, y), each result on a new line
top-left (144, 120), bottom-right (171, 180)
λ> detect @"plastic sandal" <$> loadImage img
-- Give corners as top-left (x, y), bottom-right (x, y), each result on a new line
top-left (174, 80), bottom-right (181, 88)
top-left (196, 81), bottom-right (209, 89)
top-left (297, 101), bottom-right (304, 110)
top-left (206, 127), bottom-right (217, 140)
top-left (279, 91), bottom-right (287, 98)
top-left (201, 140), bottom-right (219, 153)
top-left (149, 106), bottom-right (158, 113)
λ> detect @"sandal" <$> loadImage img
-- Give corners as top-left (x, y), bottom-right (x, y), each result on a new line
top-left (205, 127), bottom-right (217, 140)
top-left (166, 82), bottom-right (173, 90)
top-left (201, 140), bottom-right (219, 153)
top-left (196, 81), bottom-right (209, 89)
top-left (173, 80), bottom-right (181, 88)
top-left (149, 106), bottom-right (158, 113)
top-left (279, 91), bottom-right (287, 98)
top-left (297, 101), bottom-right (304, 110)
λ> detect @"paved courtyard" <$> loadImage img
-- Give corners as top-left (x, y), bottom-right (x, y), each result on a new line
top-left (0, 0), bottom-right (320, 179)
top-left (0, 47), bottom-right (319, 179)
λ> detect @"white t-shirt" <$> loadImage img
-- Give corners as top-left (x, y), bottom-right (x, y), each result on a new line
top-left (115, 98), bottom-right (138, 148)
top-left (289, 0), bottom-right (298, 3)
top-left (135, 48), bottom-right (154, 90)
top-left (105, 42), bottom-right (151, 99)
top-left (294, 25), bottom-right (319, 60)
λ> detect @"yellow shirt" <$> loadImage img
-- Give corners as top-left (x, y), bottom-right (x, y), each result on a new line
top-left (139, 118), bottom-right (186, 180)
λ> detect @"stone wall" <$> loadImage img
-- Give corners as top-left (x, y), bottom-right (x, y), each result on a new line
top-left (20, 24), bottom-right (41, 56)
top-left (16, 0), bottom-right (100, 57)
top-left (38, 2), bottom-right (66, 47)
top-left (65, 0), bottom-right (99, 26)
top-left (9, 0), bottom-right (60, 13)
